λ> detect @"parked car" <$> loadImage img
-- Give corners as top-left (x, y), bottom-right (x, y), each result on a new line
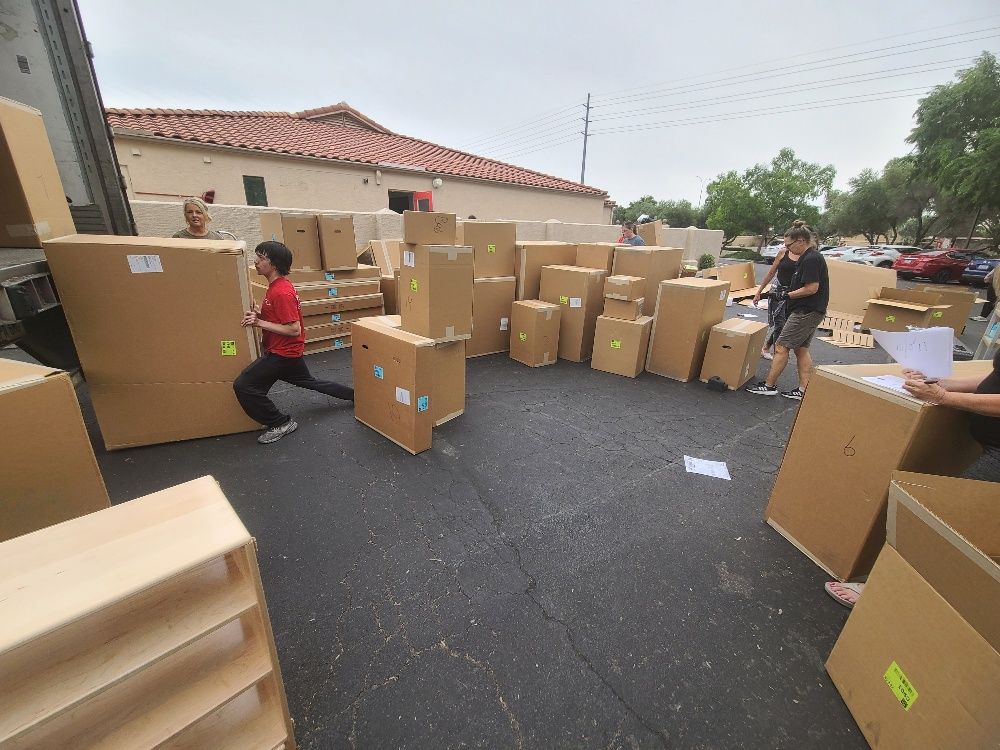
top-left (848, 244), bottom-right (923, 269)
top-left (892, 249), bottom-right (979, 283)
top-left (820, 245), bottom-right (873, 262)
top-left (760, 240), bottom-right (786, 261)
top-left (961, 256), bottom-right (1000, 286)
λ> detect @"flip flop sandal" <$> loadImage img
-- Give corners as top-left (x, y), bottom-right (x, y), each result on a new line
top-left (824, 581), bottom-right (864, 609)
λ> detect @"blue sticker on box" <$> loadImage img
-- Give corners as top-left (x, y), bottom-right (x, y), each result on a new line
top-left (417, 396), bottom-right (429, 413)
top-left (331, 313), bottom-right (341, 322)
top-left (328, 288), bottom-right (338, 297)
top-left (334, 338), bottom-right (344, 349)
top-left (374, 365), bottom-right (384, 379)
top-left (325, 272), bottom-right (335, 280)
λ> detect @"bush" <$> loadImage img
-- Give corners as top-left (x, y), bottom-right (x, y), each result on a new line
top-left (721, 248), bottom-right (763, 262)
top-left (697, 254), bottom-right (716, 270)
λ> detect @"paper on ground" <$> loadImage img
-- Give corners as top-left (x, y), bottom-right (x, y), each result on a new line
top-left (684, 456), bottom-right (731, 480)
top-left (861, 374), bottom-right (910, 396)
top-left (870, 326), bottom-right (954, 378)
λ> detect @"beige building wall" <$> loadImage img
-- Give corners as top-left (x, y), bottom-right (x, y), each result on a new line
top-left (113, 134), bottom-right (608, 224)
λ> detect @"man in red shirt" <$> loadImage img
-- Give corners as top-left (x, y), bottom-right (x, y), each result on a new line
top-left (234, 241), bottom-right (354, 444)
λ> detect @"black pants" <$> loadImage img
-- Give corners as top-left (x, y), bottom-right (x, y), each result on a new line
top-left (233, 352), bottom-right (354, 428)
top-left (981, 283), bottom-right (996, 318)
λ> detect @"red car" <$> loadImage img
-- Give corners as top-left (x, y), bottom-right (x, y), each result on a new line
top-left (891, 249), bottom-right (976, 283)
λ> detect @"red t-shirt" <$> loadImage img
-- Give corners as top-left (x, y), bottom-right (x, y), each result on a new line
top-left (259, 276), bottom-right (305, 357)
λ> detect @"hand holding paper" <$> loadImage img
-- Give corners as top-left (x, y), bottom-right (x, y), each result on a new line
top-left (870, 326), bottom-right (953, 379)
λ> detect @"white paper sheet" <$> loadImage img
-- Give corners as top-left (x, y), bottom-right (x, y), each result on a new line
top-left (870, 326), bottom-right (954, 379)
top-left (683, 456), bottom-right (731, 481)
top-left (861, 374), bottom-right (910, 396)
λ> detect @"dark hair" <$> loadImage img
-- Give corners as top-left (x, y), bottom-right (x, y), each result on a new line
top-left (255, 240), bottom-right (292, 275)
top-left (624, 222), bottom-right (637, 232)
top-left (784, 219), bottom-right (814, 245)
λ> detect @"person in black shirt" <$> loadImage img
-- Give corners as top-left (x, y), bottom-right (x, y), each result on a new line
top-left (747, 220), bottom-right (829, 400)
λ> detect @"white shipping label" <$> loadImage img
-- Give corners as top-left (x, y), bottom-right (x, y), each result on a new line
top-left (569, 297), bottom-right (582, 308)
top-left (719, 290), bottom-right (726, 301)
top-left (127, 254), bottom-right (164, 273)
top-left (395, 387), bottom-right (411, 406)
top-left (499, 317), bottom-right (509, 331)
top-left (403, 250), bottom-right (416, 267)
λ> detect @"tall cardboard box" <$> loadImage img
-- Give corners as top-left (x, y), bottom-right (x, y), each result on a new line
top-left (514, 241), bottom-right (577, 300)
top-left (827, 261), bottom-right (897, 316)
top-left (645, 278), bottom-right (730, 381)
top-left (0, 97), bottom-right (76, 248)
top-left (575, 243), bottom-right (617, 275)
top-left (917, 285), bottom-right (977, 334)
top-left (637, 222), bottom-right (665, 247)
top-left (469, 277), bottom-right (515, 357)
top-left (861, 288), bottom-right (950, 332)
top-left (369, 239), bottom-right (402, 275)
top-left (281, 214), bottom-right (323, 270)
top-left (763, 361), bottom-right (990, 581)
top-left (381, 273), bottom-right (399, 315)
top-left (509, 301), bottom-right (560, 367)
top-left (826, 472), bottom-right (1000, 749)
top-left (612, 246), bottom-right (684, 315)
top-left (590, 315), bottom-right (653, 378)
top-left (403, 211), bottom-right (457, 245)
top-left (538, 265), bottom-right (607, 362)
top-left (318, 215), bottom-right (358, 270)
top-left (456, 221), bottom-right (516, 278)
top-left (398, 244), bottom-right (474, 341)
top-left (43, 235), bottom-right (259, 449)
top-left (699, 318), bottom-right (768, 389)
top-left (0, 360), bottom-right (110, 542)
top-left (701, 261), bottom-right (756, 293)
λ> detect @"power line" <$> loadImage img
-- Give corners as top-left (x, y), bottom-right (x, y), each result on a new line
top-left (461, 103), bottom-right (582, 149)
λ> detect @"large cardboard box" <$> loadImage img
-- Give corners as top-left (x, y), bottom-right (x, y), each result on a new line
top-left (611, 246), bottom-right (684, 315)
top-left (917, 285), bottom-right (977, 334)
top-left (826, 472), bottom-right (1000, 749)
top-left (252, 278), bottom-right (380, 304)
top-left (380, 273), bottom-right (399, 315)
top-left (259, 212), bottom-right (284, 243)
top-left (43, 235), bottom-right (259, 448)
top-left (645, 278), bottom-right (730, 381)
top-left (369, 239), bottom-right (403, 275)
top-left (0, 360), bottom-right (110, 542)
top-left (318, 216), bottom-right (358, 270)
top-left (509, 300), bottom-right (560, 367)
top-left (280, 214), bottom-right (323, 270)
top-left (469, 277), bottom-right (515, 357)
top-left (304, 334), bottom-right (351, 354)
top-left (299, 293), bottom-right (384, 318)
top-left (763, 361), bottom-right (991, 581)
top-left (861, 288), bottom-right (950, 332)
top-left (826, 261), bottom-right (897, 317)
top-left (286, 265), bottom-right (379, 284)
top-left (701, 261), bottom-right (756, 293)
top-left (456, 221), bottom-right (516, 279)
top-left (514, 241), bottom-right (577, 300)
top-left (403, 211), bottom-right (457, 245)
top-left (398, 244), bottom-right (474, 341)
top-left (302, 304), bottom-right (380, 329)
top-left (590, 315), bottom-right (653, 378)
top-left (538, 265), bottom-right (607, 362)
top-left (602, 297), bottom-right (643, 321)
top-left (699, 318), bottom-right (768, 389)
top-left (0, 97), bottom-right (76, 248)
top-left (575, 243), bottom-right (617, 275)
top-left (637, 222), bottom-right (665, 247)
top-left (604, 275), bottom-right (644, 301)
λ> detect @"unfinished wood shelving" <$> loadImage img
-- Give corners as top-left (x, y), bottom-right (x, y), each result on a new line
top-left (0, 476), bottom-right (296, 750)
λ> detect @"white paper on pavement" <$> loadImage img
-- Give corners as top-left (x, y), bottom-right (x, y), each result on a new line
top-left (870, 327), bottom-right (954, 379)
top-left (861, 374), bottom-right (910, 396)
top-left (684, 456), bottom-right (732, 481)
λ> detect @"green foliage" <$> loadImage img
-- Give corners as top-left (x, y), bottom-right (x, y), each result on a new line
top-left (825, 168), bottom-right (892, 244)
top-left (612, 196), bottom-right (705, 228)
top-left (721, 248), bottom-right (762, 261)
top-left (697, 253), bottom-right (716, 270)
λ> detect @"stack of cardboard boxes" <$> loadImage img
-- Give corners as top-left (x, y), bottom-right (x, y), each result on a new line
top-left (255, 212), bottom-right (385, 353)
top-left (591, 275), bottom-right (652, 378)
top-left (458, 221), bottom-right (517, 357)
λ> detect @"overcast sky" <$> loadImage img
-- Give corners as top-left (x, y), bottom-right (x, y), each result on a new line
top-left (77, 0), bottom-right (1000, 208)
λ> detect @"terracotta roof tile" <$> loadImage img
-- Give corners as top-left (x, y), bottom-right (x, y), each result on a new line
top-left (105, 104), bottom-right (606, 197)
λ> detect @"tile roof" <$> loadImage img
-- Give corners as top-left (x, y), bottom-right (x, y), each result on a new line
top-left (106, 102), bottom-right (607, 197)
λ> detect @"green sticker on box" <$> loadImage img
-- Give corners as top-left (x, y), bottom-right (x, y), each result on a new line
top-left (410, 278), bottom-right (419, 292)
top-left (221, 340), bottom-right (237, 356)
top-left (559, 295), bottom-right (569, 305)
top-left (487, 243), bottom-right (497, 254)
top-left (611, 339), bottom-right (622, 349)
top-left (932, 311), bottom-right (943, 318)
top-left (518, 332), bottom-right (527, 341)
top-left (885, 314), bottom-right (896, 323)
top-left (884, 661), bottom-right (918, 711)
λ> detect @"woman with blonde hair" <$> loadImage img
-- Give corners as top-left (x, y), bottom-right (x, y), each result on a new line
top-left (173, 197), bottom-right (226, 240)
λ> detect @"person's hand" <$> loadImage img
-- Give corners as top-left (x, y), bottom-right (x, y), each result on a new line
top-left (903, 378), bottom-right (947, 405)
top-left (752, 292), bottom-right (762, 307)
top-left (901, 368), bottom-right (926, 380)
top-left (242, 303), bottom-right (259, 328)
top-left (772, 288), bottom-right (788, 301)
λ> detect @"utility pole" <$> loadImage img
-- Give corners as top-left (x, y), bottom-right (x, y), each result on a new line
top-left (580, 93), bottom-right (591, 185)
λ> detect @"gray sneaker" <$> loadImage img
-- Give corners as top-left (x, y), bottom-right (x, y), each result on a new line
top-left (258, 419), bottom-right (298, 444)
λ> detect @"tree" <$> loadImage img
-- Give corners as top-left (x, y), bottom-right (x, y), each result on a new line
top-left (881, 156), bottom-right (941, 245)
top-left (612, 196), bottom-right (702, 227)
top-left (613, 195), bottom-right (660, 224)
top-left (825, 168), bottom-right (892, 244)
top-left (704, 171), bottom-right (759, 245)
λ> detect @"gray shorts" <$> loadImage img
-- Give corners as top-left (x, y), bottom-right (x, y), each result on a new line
top-left (776, 309), bottom-right (825, 350)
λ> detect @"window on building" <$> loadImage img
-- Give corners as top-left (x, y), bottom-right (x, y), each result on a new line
top-left (388, 190), bottom-right (413, 213)
top-left (243, 176), bottom-right (268, 206)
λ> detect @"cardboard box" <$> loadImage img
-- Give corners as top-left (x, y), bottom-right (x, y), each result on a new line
top-left (304, 334), bottom-right (351, 354)
top-left (318, 216), bottom-right (358, 270)
top-left (861, 288), bottom-right (950, 332)
top-left (469, 277), bottom-right (515, 357)
top-left (604, 275), bottom-right (645, 301)
top-left (0, 97), bottom-right (76, 248)
top-left (514, 241), bottom-right (578, 300)
top-left (304, 320), bottom-right (351, 341)
top-left (509, 300), bottom-right (560, 367)
top-left (302, 304), bottom-right (382, 329)
top-left (380, 273), bottom-right (399, 315)
top-left (538, 265), bottom-right (607, 362)
top-left (456, 221), bottom-right (516, 278)
top-left (763, 361), bottom-right (990, 581)
top-left (612, 247), bottom-right (684, 315)
top-left (403, 211), bottom-right (457, 245)
top-left (827, 261), bottom-right (897, 317)
top-left (826, 472), bottom-right (1000, 749)
top-left (637, 222), bottom-right (665, 247)
top-left (645, 278), bottom-right (730, 381)
top-left (280, 214), bottom-right (323, 270)
top-left (917, 285), bottom-right (977, 334)
top-left (369, 239), bottom-right (402, 275)
top-left (576, 243), bottom-right (617, 275)
top-left (285, 265), bottom-right (379, 284)
top-left (602, 297), bottom-right (643, 321)
top-left (590, 315), bottom-right (653, 378)
top-left (0, 360), bottom-right (110, 542)
top-left (252, 278), bottom-right (380, 303)
top-left (699, 318), bottom-right (768, 389)
top-left (701, 261), bottom-right (756, 293)
top-left (43, 235), bottom-right (259, 448)
top-left (258, 212), bottom-right (284, 243)
top-left (299, 293), bottom-right (384, 317)
top-left (398, 244), bottom-right (474, 342)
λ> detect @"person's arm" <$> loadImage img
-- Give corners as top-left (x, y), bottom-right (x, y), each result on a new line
top-left (754, 251), bottom-right (784, 303)
top-left (903, 378), bottom-right (1000, 417)
top-left (241, 296), bottom-right (302, 337)
top-left (901, 369), bottom-right (986, 392)
top-left (787, 282), bottom-right (820, 299)
top-left (784, 253), bottom-right (821, 299)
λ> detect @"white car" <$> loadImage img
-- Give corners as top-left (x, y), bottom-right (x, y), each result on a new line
top-left (760, 241), bottom-right (785, 261)
top-left (847, 244), bottom-right (922, 269)
top-left (820, 245), bottom-right (873, 262)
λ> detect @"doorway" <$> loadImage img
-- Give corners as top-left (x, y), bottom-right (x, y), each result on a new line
top-left (388, 190), bottom-right (413, 213)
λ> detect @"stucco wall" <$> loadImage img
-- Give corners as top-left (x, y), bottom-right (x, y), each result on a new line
top-left (114, 135), bottom-right (608, 224)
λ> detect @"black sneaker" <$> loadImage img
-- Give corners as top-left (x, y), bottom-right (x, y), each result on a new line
top-left (746, 381), bottom-right (778, 396)
top-left (781, 387), bottom-right (806, 401)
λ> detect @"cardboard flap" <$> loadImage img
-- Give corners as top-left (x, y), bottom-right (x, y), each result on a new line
top-left (877, 287), bottom-right (943, 305)
top-left (0, 359), bottom-right (62, 392)
top-left (865, 298), bottom-right (935, 313)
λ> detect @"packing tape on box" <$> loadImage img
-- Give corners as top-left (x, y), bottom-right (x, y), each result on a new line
top-left (448, 250), bottom-right (458, 261)
top-left (544, 310), bottom-right (553, 320)
top-left (543, 352), bottom-right (551, 365)
top-left (395, 387), bottom-right (411, 406)
top-left (500, 317), bottom-right (509, 331)
top-left (445, 326), bottom-right (455, 338)
top-left (5, 221), bottom-right (50, 238)
top-left (403, 250), bottom-right (415, 267)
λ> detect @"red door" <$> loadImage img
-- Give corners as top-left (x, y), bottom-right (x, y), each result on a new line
top-left (413, 191), bottom-right (433, 211)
